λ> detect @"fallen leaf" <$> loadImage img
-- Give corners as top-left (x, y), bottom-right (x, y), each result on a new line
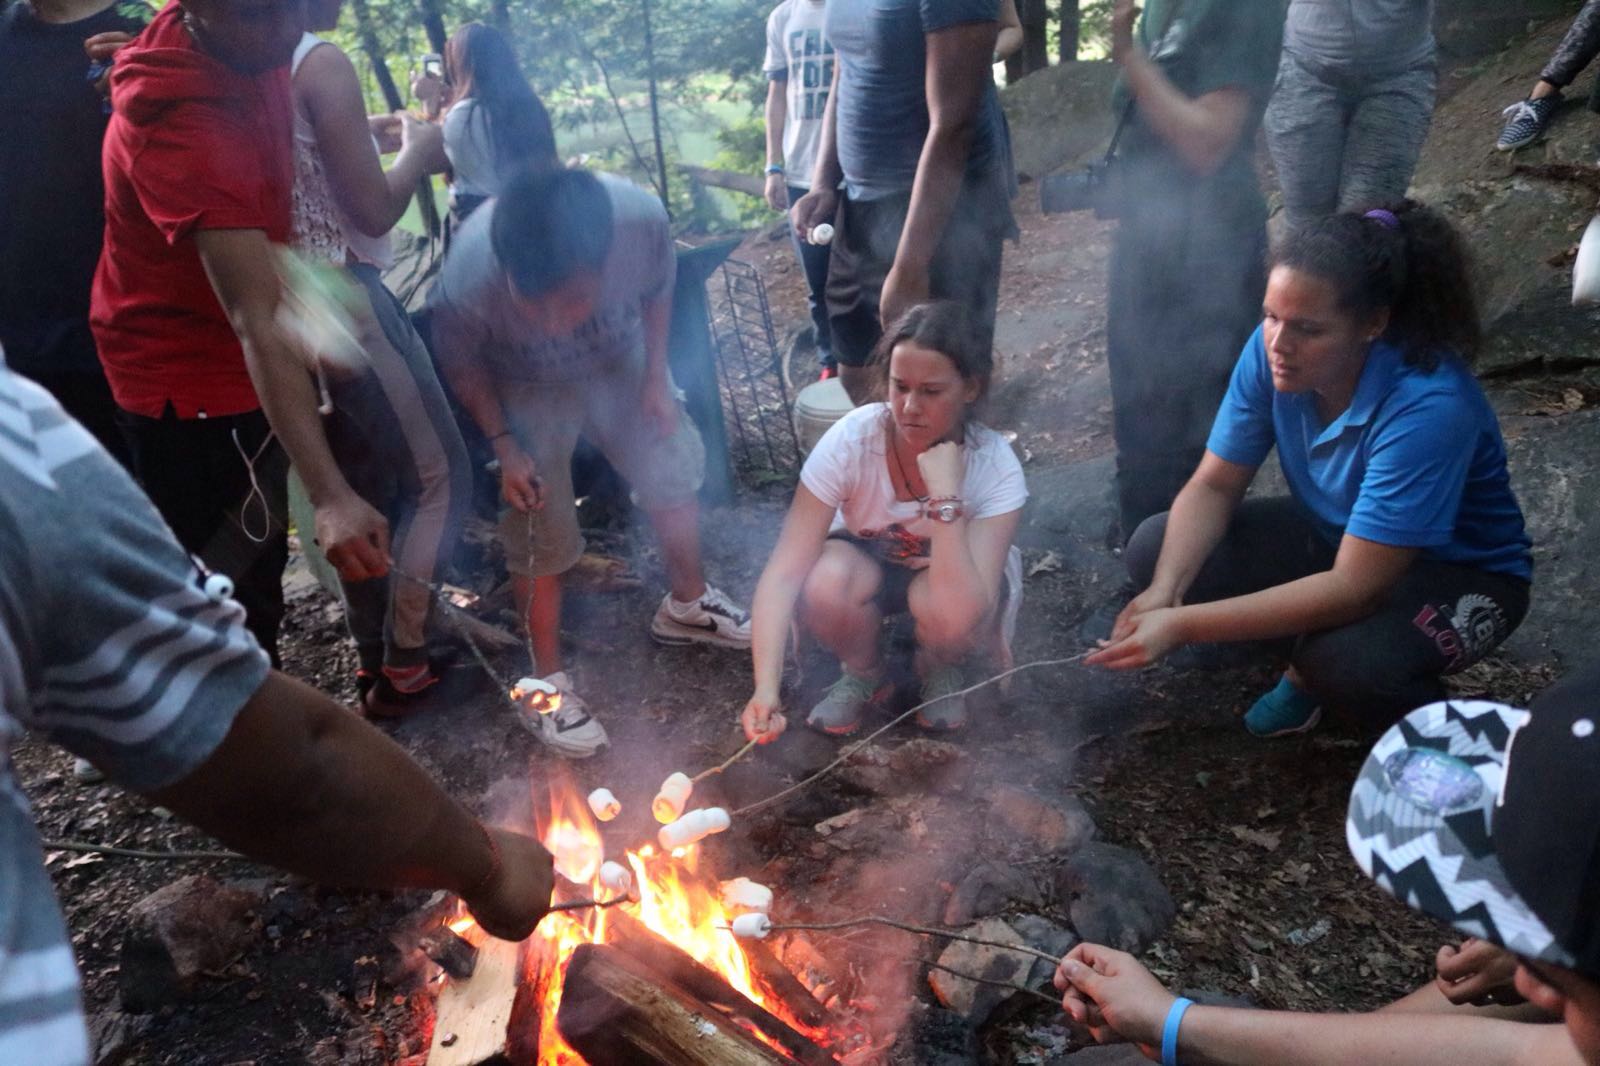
top-left (1229, 825), bottom-right (1281, 851)
top-left (1027, 551), bottom-right (1063, 578)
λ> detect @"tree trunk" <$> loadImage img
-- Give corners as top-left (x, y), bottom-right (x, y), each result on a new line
top-left (641, 0), bottom-right (672, 216)
top-left (1020, 0), bottom-right (1050, 75)
top-left (558, 945), bottom-right (798, 1066)
top-left (416, 0), bottom-right (448, 54)
top-left (490, 0), bottom-right (510, 34)
top-left (1058, 0), bottom-right (1082, 62)
top-left (350, 0), bottom-right (441, 238)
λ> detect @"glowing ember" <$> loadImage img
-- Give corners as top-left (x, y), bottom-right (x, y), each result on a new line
top-left (516, 777), bottom-right (822, 1064)
top-left (510, 677), bottom-right (563, 715)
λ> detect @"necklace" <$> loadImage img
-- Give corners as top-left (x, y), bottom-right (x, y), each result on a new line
top-left (887, 424), bottom-right (928, 504)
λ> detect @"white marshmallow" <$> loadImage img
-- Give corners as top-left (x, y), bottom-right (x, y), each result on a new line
top-left (511, 676), bottom-right (560, 711)
top-left (587, 788), bottom-right (622, 822)
top-left (657, 807), bottom-right (731, 849)
top-left (652, 772), bottom-right (694, 824)
top-left (719, 878), bottom-right (773, 914)
top-left (599, 861), bottom-right (634, 895)
top-left (203, 573), bottom-right (235, 601)
top-left (809, 223), bottom-right (834, 246)
top-left (730, 913), bottom-right (773, 939)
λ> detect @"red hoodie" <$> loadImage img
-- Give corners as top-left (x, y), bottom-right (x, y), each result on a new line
top-left (91, 2), bottom-right (292, 419)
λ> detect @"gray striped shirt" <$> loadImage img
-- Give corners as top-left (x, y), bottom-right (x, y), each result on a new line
top-left (0, 352), bottom-right (269, 1064)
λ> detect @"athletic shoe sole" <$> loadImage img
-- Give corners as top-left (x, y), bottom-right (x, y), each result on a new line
top-left (1246, 706), bottom-right (1323, 739)
top-left (650, 618), bottom-right (752, 649)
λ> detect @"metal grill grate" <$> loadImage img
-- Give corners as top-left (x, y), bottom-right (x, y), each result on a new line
top-left (705, 257), bottom-right (803, 486)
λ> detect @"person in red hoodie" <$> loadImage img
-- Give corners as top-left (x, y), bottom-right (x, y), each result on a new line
top-left (91, 0), bottom-right (388, 663)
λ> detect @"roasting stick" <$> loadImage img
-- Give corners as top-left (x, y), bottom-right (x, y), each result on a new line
top-left (733, 653), bottom-right (1091, 818)
top-left (694, 738), bottom-right (759, 782)
top-left (548, 894), bottom-right (631, 913)
top-left (801, 927), bottom-right (1062, 1009)
top-left (727, 913), bottom-right (1062, 966)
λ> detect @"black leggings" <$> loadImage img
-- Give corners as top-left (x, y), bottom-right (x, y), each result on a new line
top-left (1125, 498), bottom-right (1531, 730)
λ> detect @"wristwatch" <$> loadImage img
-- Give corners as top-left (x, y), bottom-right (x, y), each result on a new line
top-left (764, 163), bottom-right (785, 176)
top-left (923, 496), bottom-right (965, 523)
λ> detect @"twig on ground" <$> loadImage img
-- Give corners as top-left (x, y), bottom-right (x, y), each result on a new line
top-left (43, 839), bottom-right (249, 862)
top-left (733, 653), bottom-right (1090, 817)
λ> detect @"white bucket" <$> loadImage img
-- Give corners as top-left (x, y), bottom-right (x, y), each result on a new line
top-left (793, 377), bottom-right (854, 457)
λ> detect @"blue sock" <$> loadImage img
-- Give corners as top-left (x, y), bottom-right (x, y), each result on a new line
top-left (1244, 674), bottom-right (1322, 737)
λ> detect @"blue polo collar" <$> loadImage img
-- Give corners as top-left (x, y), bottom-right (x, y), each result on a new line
top-left (1311, 339), bottom-right (1406, 448)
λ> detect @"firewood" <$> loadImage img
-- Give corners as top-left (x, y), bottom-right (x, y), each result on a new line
top-left (604, 911), bottom-right (835, 1066)
top-left (426, 936), bottom-right (522, 1066)
top-left (740, 938), bottom-right (832, 1032)
top-left (557, 944), bottom-right (795, 1065)
top-left (418, 928), bottom-right (478, 980)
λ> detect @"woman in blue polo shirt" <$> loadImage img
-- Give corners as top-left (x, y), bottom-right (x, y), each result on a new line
top-left (1087, 200), bottom-right (1532, 736)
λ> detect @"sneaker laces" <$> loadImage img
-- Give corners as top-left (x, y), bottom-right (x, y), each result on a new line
top-left (696, 585), bottom-right (749, 625)
top-left (823, 670), bottom-right (880, 705)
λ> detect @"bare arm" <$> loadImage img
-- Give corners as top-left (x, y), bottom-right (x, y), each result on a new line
top-left (995, 0), bottom-right (1023, 61)
top-left (924, 509), bottom-right (1020, 636)
top-left (151, 672), bottom-right (554, 941)
top-left (298, 44), bottom-right (445, 238)
top-left (431, 308), bottom-right (542, 513)
top-left (742, 486), bottom-right (837, 739)
top-left (1057, 945), bottom-right (1583, 1066)
top-left (1111, 0), bottom-right (1254, 177)
top-left (194, 229), bottom-right (389, 579)
top-left (880, 20), bottom-right (998, 326)
top-left (764, 78), bottom-right (790, 212)
top-left (1142, 451), bottom-right (1254, 606)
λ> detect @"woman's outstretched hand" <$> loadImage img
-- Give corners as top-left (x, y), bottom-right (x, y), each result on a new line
top-left (741, 693), bottom-right (787, 744)
top-left (1086, 585), bottom-right (1187, 669)
top-left (1054, 943), bottom-right (1175, 1053)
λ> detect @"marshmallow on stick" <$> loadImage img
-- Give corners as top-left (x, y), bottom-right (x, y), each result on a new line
top-left (730, 913), bottom-right (773, 939)
top-left (599, 861), bottom-right (636, 898)
top-left (202, 573), bottom-right (235, 602)
top-left (658, 807), bottom-right (731, 849)
top-left (719, 878), bottom-right (773, 914)
top-left (587, 788), bottom-right (621, 822)
top-left (652, 772), bottom-right (694, 823)
top-left (809, 223), bottom-right (834, 246)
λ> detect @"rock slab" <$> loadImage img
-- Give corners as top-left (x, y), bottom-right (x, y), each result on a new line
top-left (120, 875), bottom-right (262, 1012)
top-left (1055, 843), bottom-right (1175, 954)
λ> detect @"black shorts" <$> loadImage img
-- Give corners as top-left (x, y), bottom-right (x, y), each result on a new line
top-left (824, 176), bottom-right (1014, 368)
top-left (827, 531), bottom-right (918, 615)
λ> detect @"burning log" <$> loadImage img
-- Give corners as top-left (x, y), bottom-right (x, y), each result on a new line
top-left (604, 911), bottom-right (837, 1066)
top-left (419, 927), bottom-right (479, 981)
top-left (558, 944), bottom-right (799, 1065)
top-left (740, 938), bottom-right (832, 1033)
top-left (426, 936), bottom-right (524, 1066)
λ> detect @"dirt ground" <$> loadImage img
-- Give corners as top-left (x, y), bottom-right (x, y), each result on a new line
top-left (16, 192), bottom-right (1564, 1065)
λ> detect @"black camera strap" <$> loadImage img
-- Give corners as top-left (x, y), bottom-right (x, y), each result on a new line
top-left (1101, 0), bottom-right (1188, 166)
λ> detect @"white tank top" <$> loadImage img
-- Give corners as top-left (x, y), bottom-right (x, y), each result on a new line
top-left (289, 34), bottom-right (394, 270)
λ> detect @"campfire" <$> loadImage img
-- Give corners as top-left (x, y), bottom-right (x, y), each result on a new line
top-left (425, 773), bottom-right (836, 1066)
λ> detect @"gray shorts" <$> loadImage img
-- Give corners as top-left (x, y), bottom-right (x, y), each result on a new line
top-left (497, 363), bottom-right (705, 578)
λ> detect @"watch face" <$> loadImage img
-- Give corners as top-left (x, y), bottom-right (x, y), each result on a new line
top-left (936, 503), bottom-right (959, 522)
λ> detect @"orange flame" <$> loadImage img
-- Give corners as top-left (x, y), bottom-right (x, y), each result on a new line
top-left (489, 774), bottom-right (822, 1064)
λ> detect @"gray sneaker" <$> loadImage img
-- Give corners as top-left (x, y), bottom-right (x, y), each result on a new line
top-left (805, 671), bottom-right (887, 736)
top-left (916, 665), bottom-right (969, 732)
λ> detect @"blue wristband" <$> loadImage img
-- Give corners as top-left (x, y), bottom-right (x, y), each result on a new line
top-left (1162, 997), bottom-right (1194, 1066)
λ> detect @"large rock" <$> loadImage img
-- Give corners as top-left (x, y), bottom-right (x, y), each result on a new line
top-left (989, 785), bottom-right (1097, 854)
top-left (1000, 61), bottom-right (1120, 182)
top-left (1499, 407), bottom-right (1600, 665)
top-left (120, 875), bottom-right (262, 1012)
top-left (1054, 843), bottom-right (1174, 954)
top-left (926, 917), bottom-right (1037, 1026)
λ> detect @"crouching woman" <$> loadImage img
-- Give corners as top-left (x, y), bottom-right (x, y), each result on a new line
top-left (741, 302), bottom-right (1027, 741)
top-left (1089, 202), bottom-right (1532, 735)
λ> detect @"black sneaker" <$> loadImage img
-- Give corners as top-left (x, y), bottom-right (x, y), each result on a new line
top-left (1497, 95), bottom-right (1558, 150)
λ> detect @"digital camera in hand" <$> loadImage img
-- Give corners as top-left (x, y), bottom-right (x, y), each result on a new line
top-left (1038, 158), bottom-right (1122, 220)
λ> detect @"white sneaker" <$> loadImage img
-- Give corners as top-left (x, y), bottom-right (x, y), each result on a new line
top-left (650, 585), bottom-right (752, 649)
top-left (72, 757), bottom-right (105, 784)
top-left (517, 671), bottom-right (609, 759)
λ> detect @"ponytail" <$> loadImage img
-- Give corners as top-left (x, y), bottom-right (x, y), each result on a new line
top-left (1271, 200), bottom-right (1480, 370)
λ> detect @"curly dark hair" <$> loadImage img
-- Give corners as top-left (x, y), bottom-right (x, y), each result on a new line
top-left (1271, 200), bottom-right (1481, 370)
top-left (866, 301), bottom-right (994, 408)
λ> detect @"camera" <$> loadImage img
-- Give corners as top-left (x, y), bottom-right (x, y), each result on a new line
top-left (1038, 158), bottom-right (1121, 219)
top-left (419, 53), bottom-right (443, 79)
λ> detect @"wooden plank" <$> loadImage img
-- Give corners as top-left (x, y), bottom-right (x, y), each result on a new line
top-left (426, 936), bottom-right (522, 1066)
top-left (557, 944), bottom-right (794, 1066)
top-left (741, 938), bottom-right (831, 1032)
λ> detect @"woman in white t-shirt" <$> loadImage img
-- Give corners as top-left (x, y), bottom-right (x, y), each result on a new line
top-left (741, 302), bottom-right (1027, 742)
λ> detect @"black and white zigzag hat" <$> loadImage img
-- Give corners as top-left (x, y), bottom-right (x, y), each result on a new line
top-left (1347, 694), bottom-right (1600, 975)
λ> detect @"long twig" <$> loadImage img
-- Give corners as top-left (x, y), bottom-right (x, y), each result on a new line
top-left (43, 839), bottom-right (249, 862)
top-left (693, 739), bottom-right (758, 783)
top-left (921, 958), bottom-right (1060, 1008)
top-left (746, 915), bottom-right (1062, 966)
top-left (733, 654), bottom-right (1089, 817)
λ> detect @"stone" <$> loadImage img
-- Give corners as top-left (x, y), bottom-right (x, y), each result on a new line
top-left (942, 862), bottom-right (1042, 926)
top-left (1009, 915), bottom-right (1080, 989)
top-left (120, 875), bottom-right (263, 1012)
top-left (989, 785), bottom-right (1097, 854)
top-left (1057, 1045), bottom-right (1154, 1064)
top-left (1054, 843), bottom-right (1175, 954)
top-left (904, 1004), bottom-right (982, 1066)
top-left (88, 1011), bottom-right (151, 1066)
top-left (926, 917), bottom-right (1036, 1027)
top-left (840, 739), bottom-right (972, 797)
